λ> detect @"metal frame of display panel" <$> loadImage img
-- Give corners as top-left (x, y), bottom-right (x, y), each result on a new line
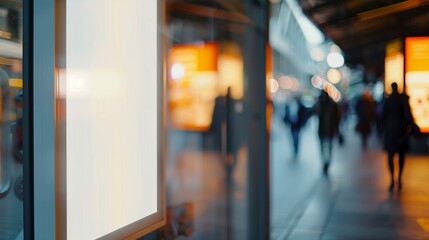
top-left (23, 0), bottom-right (34, 239)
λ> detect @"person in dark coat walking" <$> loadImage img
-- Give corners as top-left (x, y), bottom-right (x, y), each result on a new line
top-left (355, 89), bottom-right (376, 149)
top-left (284, 95), bottom-right (306, 157)
top-left (382, 83), bottom-right (415, 190)
top-left (317, 91), bottom-right (341, 175)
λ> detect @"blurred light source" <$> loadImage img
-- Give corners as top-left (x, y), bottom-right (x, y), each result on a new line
top-left (8, 78), bottom-right (23, 88)
top-left (327, 52), bottom-right (344, 68)
top-left (297, 15), bottom-right (324, 45)
top-left (385, 53), bottom-right (404, 93)
top-left (311, 75), bottom-right (323, 89)
top-left (329, 44), bottom-right (341, 53)
top-left (405, 37), bottom-right (429, 133)
top-left (341, 66), bottom-right (350, 81)
top-left (168, 42), bottom-right (219, 131)
top-left (68, 76), bottom-right (86, 94)
top-left (327, 68), bottom-right (342, 84)
top-left (291, 77), bottom-right (300, 91)
top-left (322, 81), bottom-right (342, 102)
top-left (332, 90), bottom-right (341, 102)
top-left (270, 78), bottom-right (279, 93)
top-left (373, 81), bottom-right (384, 102)
top-left (218, 43), bottom-right (244, 100)
top-left (310, 47), bottom-right (325, 62)
top-left (385, 39), bottom-right (404, 94)
top-left (278, 75), bottom-right (300, 91)
top-left (287, 0), bottom-right (325, 45)
top-left (279, 76), bottom-right (292, 89)
top-left (323, 82), bottom-right (333, 94)
top-left (171, 62), bottom-right (185, 81)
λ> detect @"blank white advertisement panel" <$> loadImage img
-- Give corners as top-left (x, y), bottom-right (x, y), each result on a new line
top-left (62, 1), bottom-right (162, 239)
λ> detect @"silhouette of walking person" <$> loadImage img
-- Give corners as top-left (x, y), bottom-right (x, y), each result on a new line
top-left (355, 89), bottom-right (376, 149)
top-left (317, 91), bottom-right (341, 175)
top-left (382, 83), bottom-right (417, 190)
top-left (284, 95), bottom-right (306, 158)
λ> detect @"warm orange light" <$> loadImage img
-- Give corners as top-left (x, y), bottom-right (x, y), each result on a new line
top-left (279, 76), bottom-right (291, 89)
top-left (311, 75), bottom-right (323, 89)
top-left (218, 52), bottom-right (244, 99)
top-left (385, 53), bottom-right (404, 94)
top-left (8, 78), bottom-right (23, 88)
top-left (327, 68), bottom-right (341, 84)
top-left (405, 37), bottom-right (429, 133)
top-left (266, 45), bottom-right (274, 100)
top-left (406, 37), bottom-right (429, 72)
top-left (168, 42), bottom-right (219, 131)
top-left (266, 44), bottom-right (273, 74)
top-left (169, 42), bottom-right (218, 85)
top-left (270, 78), bottom-right (279, 93)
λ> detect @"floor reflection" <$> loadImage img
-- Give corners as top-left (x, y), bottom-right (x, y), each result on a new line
top-left (271, 113), bottom-right (429, 240)
top-left (164, 131), bottom-right (248, 240)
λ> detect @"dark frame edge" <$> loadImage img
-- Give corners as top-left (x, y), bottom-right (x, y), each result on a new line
top-left (23, 0), bottom-right (34, 239)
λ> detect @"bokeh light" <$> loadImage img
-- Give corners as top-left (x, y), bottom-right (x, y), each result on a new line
top-left (327, 68), bottom-right (342, 84)
top-left (327, 52), bottom-right (344, 68)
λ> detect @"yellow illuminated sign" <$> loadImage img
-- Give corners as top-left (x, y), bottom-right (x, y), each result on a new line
top-left (8, 78), bottom-right (23, 88)
top-left (405, 37), bottom-right (429, 133)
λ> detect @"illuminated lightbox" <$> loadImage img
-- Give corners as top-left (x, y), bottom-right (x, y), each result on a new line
top-left (405, 37), bottom-right (429, 133)
top-left (168, 42), bottom-right (245, 131)
top-left (168, 42), bottom-right (219, 131)
top-left (56, 0), bottom-right (165, 239)
top-left (385, 39), bottom-right (404, 94)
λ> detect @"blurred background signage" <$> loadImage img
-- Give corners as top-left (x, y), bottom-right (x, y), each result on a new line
top-left (59, 0), bottom-right (164, 239)
top-left (168, 42), bottom-right (244, 131)
top-left (385, 39), bottom-right (404, 94)
top-left (405, 37), bottom-right (429, 133)
top-left (168, 42), bottom-right (219, 131)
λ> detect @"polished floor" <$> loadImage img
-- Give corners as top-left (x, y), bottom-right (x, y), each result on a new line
top-left (271, 114), bottom-right (429, 240)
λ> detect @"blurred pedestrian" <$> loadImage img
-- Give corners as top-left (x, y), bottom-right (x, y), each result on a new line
top-left (284, 95), bottom-right (306, 157)
top-left (337, 99), bottom-right (349, 146)
top-left (375, 99), bottom-right (385, 139)
top-left (317, 91), bottom-right (341, 175)
top-left (355, 88), bottom-right (376, 149)
top-left (382, 83), bottom-right (417, 190)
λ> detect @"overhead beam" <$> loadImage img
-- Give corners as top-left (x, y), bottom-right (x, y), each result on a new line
top-left (358, 0), bottom-right (429, 21)
top-left (317, 0), bottom-right (404, 27)
top-left (306, 0), bottom-right (343, 12)
top-left (167, 2), bottom-right (253, 25)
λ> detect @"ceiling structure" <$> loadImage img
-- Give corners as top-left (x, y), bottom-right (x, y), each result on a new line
top-left (299, 0), bottom-right (429, 76)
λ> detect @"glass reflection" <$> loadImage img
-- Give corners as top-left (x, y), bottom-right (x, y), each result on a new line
top-left (0, 0), bottom-right (23, 239)
top-left (154, 1), bottom-right (250, 239)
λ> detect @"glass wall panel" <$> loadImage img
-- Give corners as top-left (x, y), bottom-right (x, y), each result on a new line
top-left (0, 0), bottom-right (23, 239)
top-left (146, 1), bottom-right (259, 239)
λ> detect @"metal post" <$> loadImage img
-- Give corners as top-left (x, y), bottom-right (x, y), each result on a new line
top-left (23, 0), bottom-right (34, 238)
top-left (244, 0), bottom-right (270, 239)
top-left (33, 0), bottom-right (56, 239)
